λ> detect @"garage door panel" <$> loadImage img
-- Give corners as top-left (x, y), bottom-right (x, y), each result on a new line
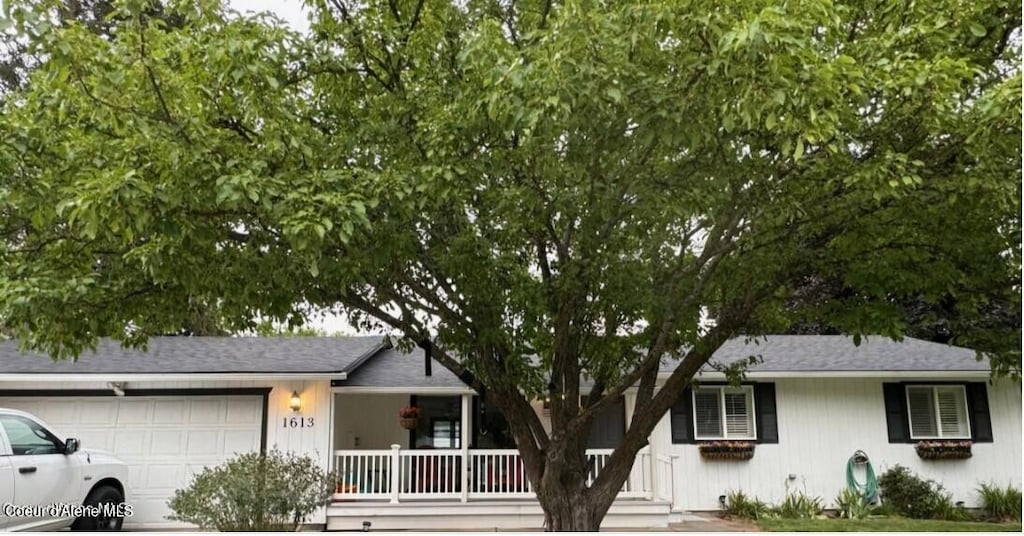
top-left (188, 400), bottom-right (224, 424)
top-left (116, 399), bottom-right (152, 424)
top-left (79, 400), bottom-right (117, 423)
top-left (226, 398), bottom-right (261, 422)
top-left (113, 430), bottom-right (147, 455)
top-left (38, 401), bottom-right (77, 426)
top-left (153, 400), bottom-right (186, 424)
top-left (144, 464), bottom-right (182, 492)
top-left (150, 430), bottom-right (185, 455)
top-left (79, 430), bottom-right (113, 451)
top-left (225, 430), bottom-right (260, 454)
top-left (127, 463), bottom-right (147, 488)
top-left (186, 430), bottom-right (221, 456)
top-left (0, 395), bottom-right (263, 528)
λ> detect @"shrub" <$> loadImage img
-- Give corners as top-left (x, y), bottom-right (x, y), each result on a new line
top-left (978, 483), bottom-right (1023, 522)
top-left (878, 465), bottom-right (935, 518)
top-left (776, 491), bottom-right (823, 519)
top-left (931, 491), bottom-right (972, 522)
top-left (869, 501), bottom-right (896, 517)
top-left (877, 464), bottom-right (969, 520)
top-left (723, 490), bottom-right (772, 520)
top-left (167, 449), bottom-right (336, 531)
top-left (835, 488), bottom-right (871, 520)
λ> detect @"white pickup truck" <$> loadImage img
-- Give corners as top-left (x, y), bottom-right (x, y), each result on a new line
top-left (0, 408), bottom-right (129, 531)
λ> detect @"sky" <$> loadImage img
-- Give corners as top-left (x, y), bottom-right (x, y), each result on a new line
top-left (228, 0), bottom-right (311, 33)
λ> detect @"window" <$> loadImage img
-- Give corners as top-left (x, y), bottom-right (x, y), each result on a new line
top-left (0, 414), bottom-right (63, 456)
top-left (693, 386), bottom-right (756, 440)
top-left (431, 419), bottom-right (460, 448)
top-left (883, 382), bottom-right (991, 444)
top-left (671, 383), bottom-right (777, 444)
top-left (906, 385), bottom-right (970, 439)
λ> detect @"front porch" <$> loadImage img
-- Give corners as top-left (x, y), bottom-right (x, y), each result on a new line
top-left (328, 446), bottom-right (675, 530)
top-left (329, 389), bottom-right (676, 529)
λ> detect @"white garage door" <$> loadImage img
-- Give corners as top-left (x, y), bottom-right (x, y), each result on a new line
top-left (0, 395), bottom-right (263, 528)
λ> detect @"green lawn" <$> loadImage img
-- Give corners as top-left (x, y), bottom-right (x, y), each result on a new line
top-left (756, 517), bottom-right (1023, 532)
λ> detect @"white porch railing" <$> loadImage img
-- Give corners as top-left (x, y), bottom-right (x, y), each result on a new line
top-left (333, 446), bottom-right (661, 502)
top-left (467, 449), bottom-right (534, 498)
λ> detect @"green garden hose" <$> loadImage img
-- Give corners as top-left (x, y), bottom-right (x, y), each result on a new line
top-left (846, 450), bottom-right (879, 503)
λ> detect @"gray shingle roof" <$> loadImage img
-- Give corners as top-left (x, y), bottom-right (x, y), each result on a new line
top-left (338, 335), bottom-right (984, 390)
top-left (341, 347), bottom-right (468, 388)
top-left (0, 336), bottom-right (387, 374)
top-left (659, 335), bottom-right (986, 373)
top-left (0, 334), bottom-right (985, 380)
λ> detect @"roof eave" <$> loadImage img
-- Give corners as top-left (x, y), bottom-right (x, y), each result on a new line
top-left (0, 372), bottom-right (347, 383)
top-left (657, 370), bottom-right (991, 379)
top-left (332, 385), bottom-right (476, 395)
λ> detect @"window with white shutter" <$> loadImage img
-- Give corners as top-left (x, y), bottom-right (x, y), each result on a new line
top-left (693, 386), bottom-right (756, 440)
top-left (694, 390), bottom-right (722, 438)
top-left (906, 385), bottom-right (970, 439)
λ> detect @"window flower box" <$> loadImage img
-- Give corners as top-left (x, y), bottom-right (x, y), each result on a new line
top-left (915, 440), bottom-right (972, 460)
top-left (699, 440), bottom-right (756, 460)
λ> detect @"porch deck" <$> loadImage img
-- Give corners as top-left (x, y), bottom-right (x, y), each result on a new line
top-left (327, 447), bottom-right (676, 530)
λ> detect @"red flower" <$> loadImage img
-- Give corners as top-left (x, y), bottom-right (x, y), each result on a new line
top-left (398, 406), bottom-right (421, 419)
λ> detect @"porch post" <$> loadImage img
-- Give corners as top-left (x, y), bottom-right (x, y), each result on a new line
top-left (460, 393), bottom-right (471, 502)
top-left (623, 392), bottom-right (646, 497)
top-left (389, 444), bottom-right (401, 504)
top-left (646, 421), bottom-right (659, 500)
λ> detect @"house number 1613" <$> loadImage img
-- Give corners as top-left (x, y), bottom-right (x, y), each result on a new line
top-left (283, 417), bottom-right (315, 428)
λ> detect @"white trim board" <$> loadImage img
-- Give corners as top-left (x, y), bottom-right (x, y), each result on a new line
top-left (0, 372), bottom-right (347, 382)
top-left (659, 370), bottom-right (991, 380)
top-left (331, 386), bottom-right (475, 394)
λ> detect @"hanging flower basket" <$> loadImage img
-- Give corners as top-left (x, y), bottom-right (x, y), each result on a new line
top-left (915, 440), bottom-right (972, 460)
top-left (699, 441), bottom-right (755, 460)
top-left (398, 406), bottom-right (421, 430)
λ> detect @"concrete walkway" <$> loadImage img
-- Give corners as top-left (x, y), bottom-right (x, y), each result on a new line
top-left (664, 513), bottom-right (760, 532)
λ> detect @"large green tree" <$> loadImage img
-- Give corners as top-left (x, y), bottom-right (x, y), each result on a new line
top-left (0, 0), bottom-right (1019, 529)
top-left (0, 0), bottom-right (227, 335)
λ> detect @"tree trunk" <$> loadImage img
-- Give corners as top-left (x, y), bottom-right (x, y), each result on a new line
top-left (542, 494), bottom-right (602, 532)
top-left (533, 439), bottom-right (619, 531)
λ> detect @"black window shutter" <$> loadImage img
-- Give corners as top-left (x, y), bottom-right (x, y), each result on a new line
top-left (882, 383), bottom-right (911, 443)
top-left (965, 382), bottom-right (993, 443)
top-left (670, 387), bottom-right (695, 444)
top-left (754, 383), bottom-right (778, 444)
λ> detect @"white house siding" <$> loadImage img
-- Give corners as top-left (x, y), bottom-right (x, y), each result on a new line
top-left (0, 378), bottom-right (334, 525)
top-left (333, 393), bottom-right (410, 449)
top-left (656, 377), bottom-right (1022, 511)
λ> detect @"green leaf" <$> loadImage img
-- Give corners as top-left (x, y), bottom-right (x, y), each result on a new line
top-left (606, 87), bottom-right (622, 103)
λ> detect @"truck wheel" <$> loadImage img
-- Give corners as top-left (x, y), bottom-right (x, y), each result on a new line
top-left (71, 485), bottom-right (125, 531)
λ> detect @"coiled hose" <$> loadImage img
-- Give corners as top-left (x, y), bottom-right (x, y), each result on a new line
top-left (846, 450), bottom-right (879, 503)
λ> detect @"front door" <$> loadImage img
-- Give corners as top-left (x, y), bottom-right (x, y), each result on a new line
top-left (408, 395), bottom-right (463, 449)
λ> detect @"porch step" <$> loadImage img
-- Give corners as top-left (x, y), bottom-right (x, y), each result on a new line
top-left (326, 499), bottom-right (672, 531)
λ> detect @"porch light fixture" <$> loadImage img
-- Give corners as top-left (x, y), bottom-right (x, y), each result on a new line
top-left (289, 391), bottom-right (302, 413)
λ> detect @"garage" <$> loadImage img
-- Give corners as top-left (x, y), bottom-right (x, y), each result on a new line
top-left (0, 336), bottom-right (389, 528)
top-left (0, 393), bottom-right (265, 528)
